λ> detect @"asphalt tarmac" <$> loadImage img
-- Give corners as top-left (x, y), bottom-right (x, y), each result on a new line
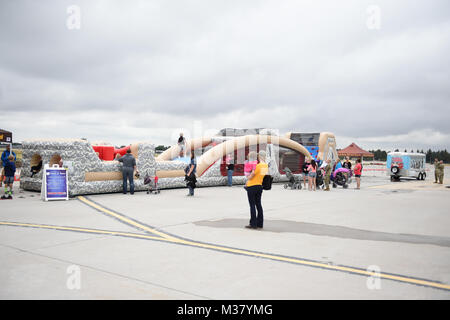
top-left (0, 169), bottom-right (449, 299)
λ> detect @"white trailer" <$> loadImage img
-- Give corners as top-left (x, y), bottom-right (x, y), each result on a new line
top-left (387, 152), bottom-right (426, 181)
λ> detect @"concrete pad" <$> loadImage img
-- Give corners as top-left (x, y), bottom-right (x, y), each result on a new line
top-left (0, 189), bottom-right (140, 234)
top-left (0, 241), bottom-right (199, 300)
top-left (1, 230), bottom-right (448, 299)
top-left (1, 174), bottom-right (449, 299)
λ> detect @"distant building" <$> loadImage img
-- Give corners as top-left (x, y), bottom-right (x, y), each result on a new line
top-left (0, 128), bottom-right (13, 144)
top-left (338, 143), bottom-right (374, 160)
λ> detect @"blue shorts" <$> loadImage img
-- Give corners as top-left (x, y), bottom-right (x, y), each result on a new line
top-left (4, 176), bottom-right (14, 184)
top-left (308, 172), bottom-right (316, 178)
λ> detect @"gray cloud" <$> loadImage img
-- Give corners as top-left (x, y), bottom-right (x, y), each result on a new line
top-left (0, 0), bottom-right (449, 150)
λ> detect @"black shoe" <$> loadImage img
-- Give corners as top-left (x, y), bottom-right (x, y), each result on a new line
top-left (245, 225), bottom-right (257, 229)
top-left (257, 226), bottom-right (263, 229)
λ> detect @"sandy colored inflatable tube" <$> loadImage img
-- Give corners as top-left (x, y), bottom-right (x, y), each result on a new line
top-left (157, 137), bottom-right (212, 161)
top-left (129, 143), bottom-right (140, 159)
top-left (196, 135), bottom-right (312, 177)
top-left (317, 132), bottom-right (337, 161)
top-left (85, 171), bottom-right (123, 182)
top-left (85, 169), bottom-right (186, 181)
top-left (156, 170), bottom-right (186, 178)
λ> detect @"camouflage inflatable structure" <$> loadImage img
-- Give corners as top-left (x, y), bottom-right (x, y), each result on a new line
top-left (20, 131), bottom-right (338, 197)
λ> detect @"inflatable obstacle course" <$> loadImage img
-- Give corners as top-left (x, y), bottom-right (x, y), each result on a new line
top-left (20, 131), bottom-right (338, 196)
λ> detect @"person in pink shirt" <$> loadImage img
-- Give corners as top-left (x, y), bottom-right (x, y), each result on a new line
top-left (244, 151), bottom-right (258, 178)
top-left (353, 158), bottom-right (363, 189)
top-left (307, 159), bottom-right (317, 191)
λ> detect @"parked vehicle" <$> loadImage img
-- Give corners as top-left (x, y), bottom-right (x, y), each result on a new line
top-left (387, 152), bottom-right (426, 181)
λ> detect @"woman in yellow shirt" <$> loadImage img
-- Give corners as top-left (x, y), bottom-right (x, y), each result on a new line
top-left (245, 151), bottom-right (269, 229)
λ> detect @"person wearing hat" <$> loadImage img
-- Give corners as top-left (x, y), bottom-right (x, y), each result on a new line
top-left (118, 148), bottom-right (138, 194)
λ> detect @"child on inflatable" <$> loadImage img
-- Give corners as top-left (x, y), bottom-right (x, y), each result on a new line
top-left (244, 151), bottom-right (258, 189)
top-left (244, 151), bottom-right (258, 177)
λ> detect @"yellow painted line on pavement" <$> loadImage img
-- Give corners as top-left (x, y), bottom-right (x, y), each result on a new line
top-left (0, 221), bottom-right (164, 241)
top-left (57, 196), bottom-right (450, 291)
top-left (167, 238), bottom-right (450, 291)
top-left (77, 196), bottom-right (177, 241)
top-left (1, 218), bottom-right (450, 291)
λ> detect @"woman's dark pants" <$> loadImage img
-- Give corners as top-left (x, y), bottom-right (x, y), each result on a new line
top-left (227, 170), bottom-right (233, 186)
top-left (122, 167), bottom-right (135, 194)
top-left (246, 185), bottom-right (263, 228)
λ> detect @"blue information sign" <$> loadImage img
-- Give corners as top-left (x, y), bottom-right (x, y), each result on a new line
top-left (44, 168), bottom-right (68, 201)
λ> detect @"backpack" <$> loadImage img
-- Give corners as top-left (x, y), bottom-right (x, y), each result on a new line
top-left (262, 175), bottom-right (273, 190)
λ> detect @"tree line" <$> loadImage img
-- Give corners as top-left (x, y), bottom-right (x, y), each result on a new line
top-left (369, 149), bottom-right (449, 163)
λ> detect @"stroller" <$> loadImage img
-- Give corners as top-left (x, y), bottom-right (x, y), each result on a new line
top-left (316, 168), bottom-right (324, 189)
top-left (283, 167), bottom-right (302, 190)
top-left (144, 175), bottom-right (160, 194)
top-left (331, 168), bottom-right (350, 189)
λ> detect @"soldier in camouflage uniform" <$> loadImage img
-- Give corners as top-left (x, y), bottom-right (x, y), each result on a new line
top-left (323, 160), bottom-right (332, 191)
top-left (434, 158), bottom-right (440, 183)
top-left (438, 160), bottom-right (445, 184)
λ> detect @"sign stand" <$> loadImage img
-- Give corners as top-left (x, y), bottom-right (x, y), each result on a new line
top-left (41, 164), bottom-right (69, 201)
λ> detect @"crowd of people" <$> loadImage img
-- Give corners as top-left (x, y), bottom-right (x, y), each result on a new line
top-left (221, 152), bottom-right (367, 230)
top-left (300, 156), bottom-right (362, 191)
top-left (3, 141), bottom-right (447, 232)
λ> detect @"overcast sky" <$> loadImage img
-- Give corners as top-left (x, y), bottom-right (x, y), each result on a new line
top-left (0, 0), bottom-right (449, 151)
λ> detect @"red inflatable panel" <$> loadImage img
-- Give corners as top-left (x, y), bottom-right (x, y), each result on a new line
top-left (102, 146), bottom-right (115, 161)
top-left (114, 146), bottom-right (130, 157)
top-left (94, 145), bottom-right (131, 161)
top-left (92, 146), bottom-right (103, 159)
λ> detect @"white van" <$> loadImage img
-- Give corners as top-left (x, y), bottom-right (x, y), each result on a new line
top-left (387, 152), bottom-right (426, 181)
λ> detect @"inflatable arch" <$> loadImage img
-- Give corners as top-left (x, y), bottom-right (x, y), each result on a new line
top-left (157, 137), bottom-right (213, 161)
top-left (284, 132), bottom-right (338, 163)
top-left (195, 135), bottom-right (312, 177)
